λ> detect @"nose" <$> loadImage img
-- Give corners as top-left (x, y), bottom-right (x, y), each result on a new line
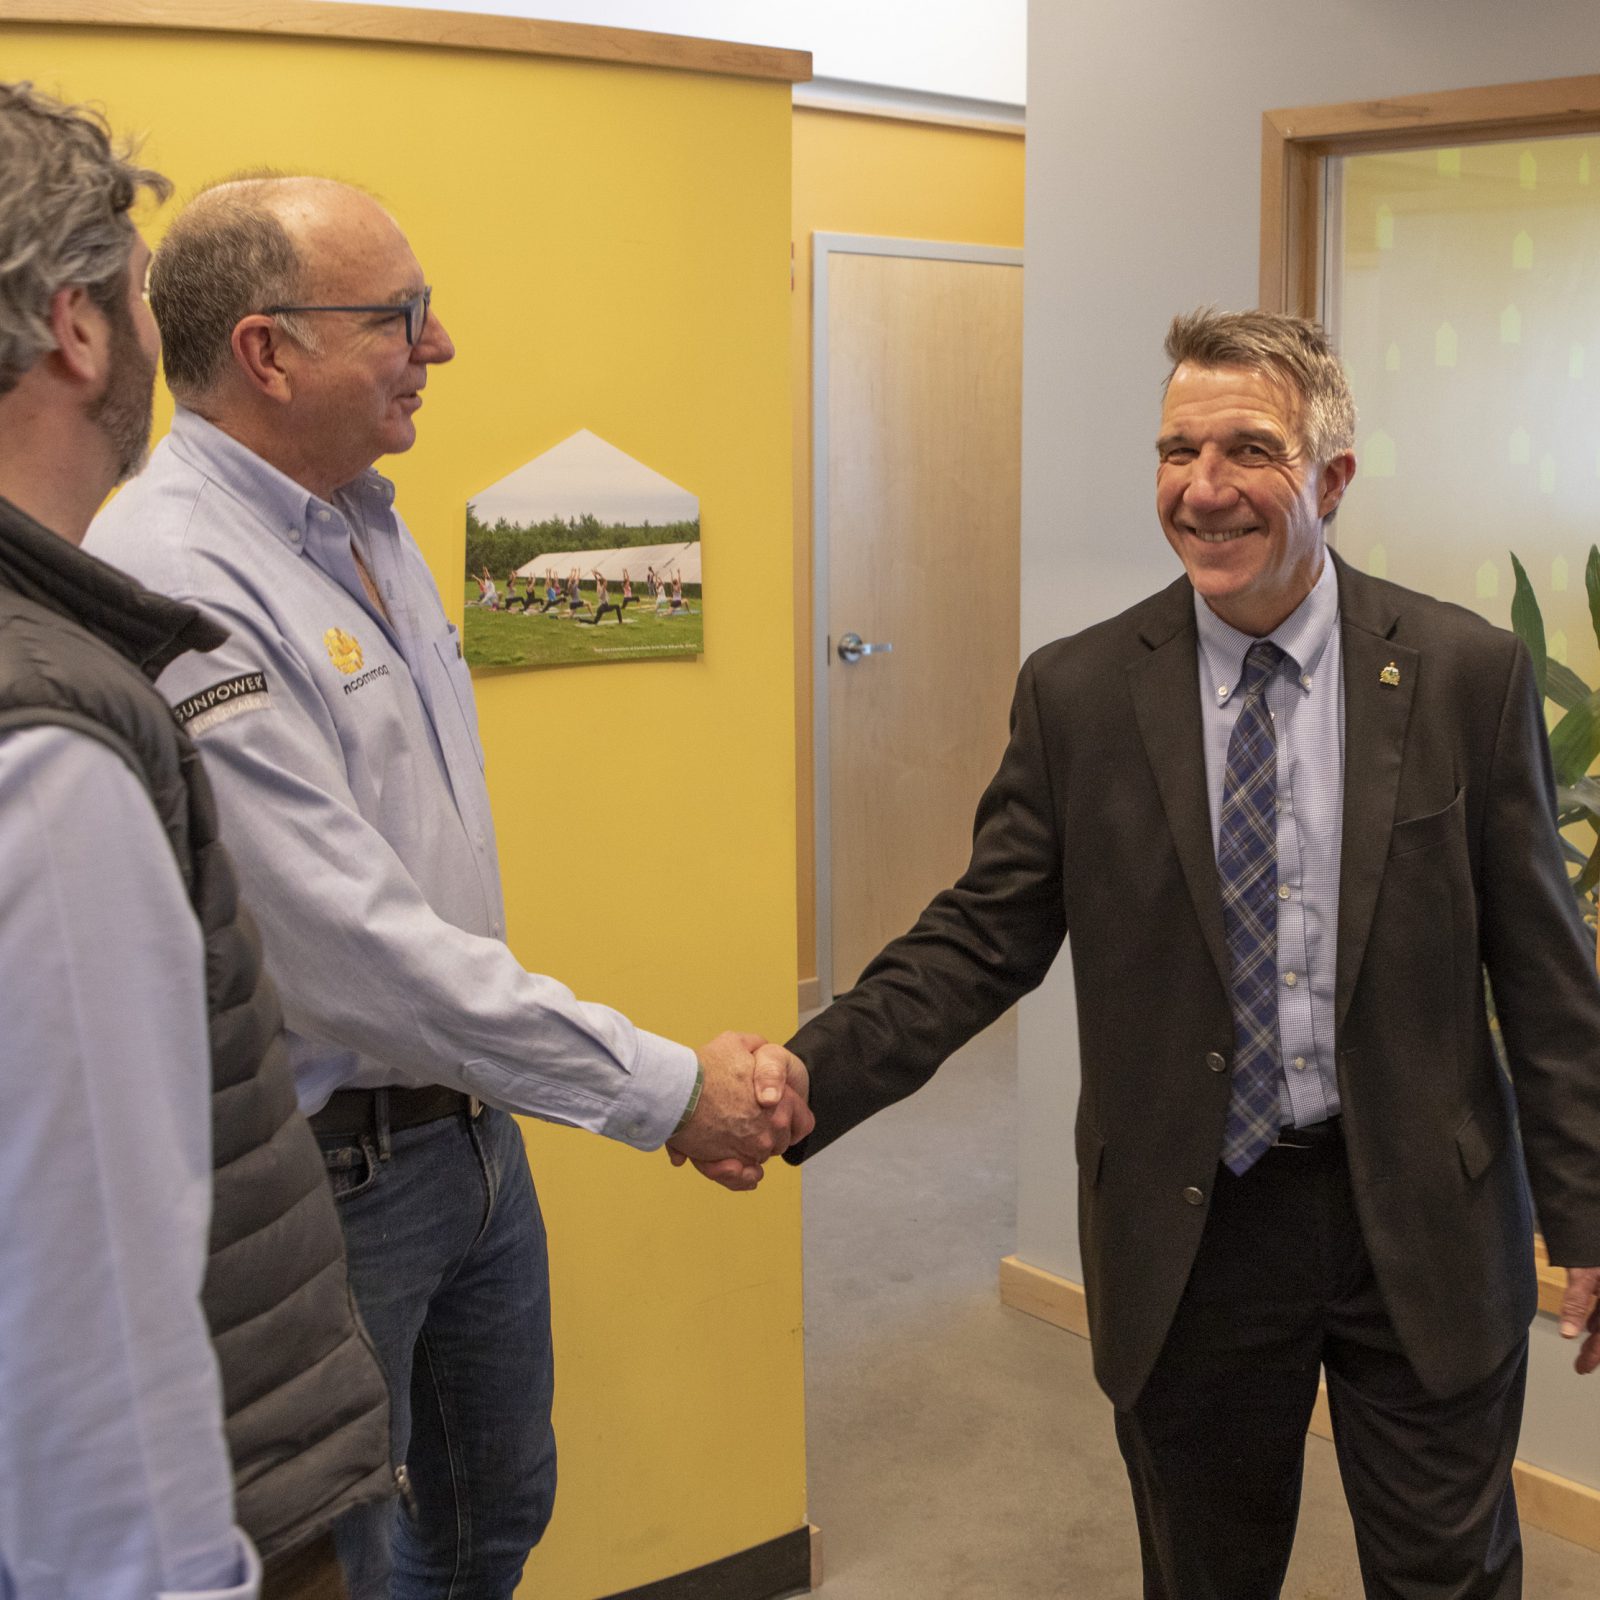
top-left (1181, 446), bottom-right (1239, 511)
top-left (418, 306), bottom-right (455, 364)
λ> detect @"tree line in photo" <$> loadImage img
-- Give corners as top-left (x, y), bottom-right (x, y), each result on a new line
top-left (464, 507), bottom-right (700, 576)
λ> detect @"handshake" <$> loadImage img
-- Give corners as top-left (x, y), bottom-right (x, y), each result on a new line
top-left (665, 1032), bottom-right (814, 1191)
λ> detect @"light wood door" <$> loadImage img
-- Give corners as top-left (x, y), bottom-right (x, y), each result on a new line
top-left (824, 250), bottom-right (1022, 992)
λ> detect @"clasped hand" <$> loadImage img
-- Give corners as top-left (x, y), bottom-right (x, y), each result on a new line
top-left (664, 1031), bottom-right (812, 1191)
top-left (1558, 1264), bottom-right (1600, 1375)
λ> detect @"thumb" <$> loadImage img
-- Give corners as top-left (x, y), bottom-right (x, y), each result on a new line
top-left (752, 1043), bottom-right (790, 1107)
top-left (1559, 1266), bottom-right (1600, 1337)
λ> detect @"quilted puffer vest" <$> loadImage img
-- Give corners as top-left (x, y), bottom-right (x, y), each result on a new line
top-left (0, 495), bottom-right (391, 1559)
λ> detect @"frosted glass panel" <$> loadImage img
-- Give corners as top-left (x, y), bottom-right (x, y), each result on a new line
top-left (1333, 135), bottom-right (1600, 683)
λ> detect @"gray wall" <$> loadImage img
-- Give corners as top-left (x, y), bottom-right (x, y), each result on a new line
top-left (1018, 0), bottom-right (1600, 1486)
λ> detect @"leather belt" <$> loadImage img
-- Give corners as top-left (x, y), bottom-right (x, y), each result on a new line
top-left (310, 1084), bottom-right (482, 1140)
top-left (1273, 1115), bottom-right (1343, 1150)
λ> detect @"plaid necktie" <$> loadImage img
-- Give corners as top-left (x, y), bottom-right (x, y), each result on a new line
top-left (1220, 640), bottom-right (1286, 1176)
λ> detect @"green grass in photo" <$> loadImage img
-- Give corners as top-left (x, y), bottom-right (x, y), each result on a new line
top-left (462, 583), bottom-right (702, 670)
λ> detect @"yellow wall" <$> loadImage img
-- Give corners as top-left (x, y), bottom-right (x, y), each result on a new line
top-left (791, 108), bottom-right (1025, 988)
top-left (8, 21), bottom-right (804, 1598)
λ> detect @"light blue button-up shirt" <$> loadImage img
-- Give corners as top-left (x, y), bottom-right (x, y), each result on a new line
top-left (1194, 556), bottom-right (1344, 1128)
top-left (87, 410), bottom-right (696, 1144)
top-left (0, 726), bottom-right (258, 1600)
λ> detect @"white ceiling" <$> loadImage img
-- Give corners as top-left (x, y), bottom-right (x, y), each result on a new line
top-left (329, 0), bottom-right (1026, 106)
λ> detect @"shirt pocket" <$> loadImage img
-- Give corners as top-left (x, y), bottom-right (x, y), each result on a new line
top-left (434, 628), bottom-right (486, 770)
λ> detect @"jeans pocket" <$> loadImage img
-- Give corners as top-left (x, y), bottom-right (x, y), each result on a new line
top-left (320, 1135), bottom-right (380, 1201)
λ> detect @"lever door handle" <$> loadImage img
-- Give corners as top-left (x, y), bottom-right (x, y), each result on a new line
top-left (837, 631), bottom-right (894, 664)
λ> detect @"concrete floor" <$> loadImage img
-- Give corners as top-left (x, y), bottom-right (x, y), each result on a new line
top-left (799, 1013), bottom-right (1600, 1599)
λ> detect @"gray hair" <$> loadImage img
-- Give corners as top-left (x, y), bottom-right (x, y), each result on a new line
top-left (151, 173), bottom-right (321, 403)
top-left (0, 81), bottom-right (171, 397)
top-left (1163, 307), bottom-right (1356, 463)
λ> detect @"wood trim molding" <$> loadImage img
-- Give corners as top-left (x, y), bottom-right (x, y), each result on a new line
top-left (0, 0), bottom-right (813, 84)
top-left (1260, 73), bottom-right (1600, 314)
top-left (999, 1253), bottom-right (1600, 1554)
top-left (999, 1254), bottom-right (1089, 1337)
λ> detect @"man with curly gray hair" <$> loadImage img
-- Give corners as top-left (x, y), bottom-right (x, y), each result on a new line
top-left (0, 82), bottom-right (391, 1600)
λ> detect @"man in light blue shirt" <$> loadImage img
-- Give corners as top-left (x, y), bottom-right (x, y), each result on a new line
top-left (88, 174), bottom-right (808, 1600)
top-left (0, 84), bottom-right (392, 1600)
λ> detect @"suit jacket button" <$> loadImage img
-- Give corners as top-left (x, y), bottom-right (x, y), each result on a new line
top-left (1182, 1186), bottom-right (1205, 1206)
top-left (1205, 1051), bottom-right (1227, 1073)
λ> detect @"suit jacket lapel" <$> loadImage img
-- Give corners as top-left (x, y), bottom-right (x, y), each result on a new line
top-left (1334, 555), bottom-right (1418, 1031)
top-left (1129, 581), bottom-right (1232, 995)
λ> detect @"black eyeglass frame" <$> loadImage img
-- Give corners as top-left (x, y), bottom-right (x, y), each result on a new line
top-left (260, 285), bottom-right (432, 346)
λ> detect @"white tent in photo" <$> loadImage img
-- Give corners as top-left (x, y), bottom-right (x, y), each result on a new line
top-left (514, 541), bottom-right (701, 585)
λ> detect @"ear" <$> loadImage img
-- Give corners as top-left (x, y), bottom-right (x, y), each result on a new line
top-left (231, 314), bottom-right (298, 404)
top-left (46, 284), bottom-right (111, 388)
top-left (1317, 450), bottom-right (1357, 518)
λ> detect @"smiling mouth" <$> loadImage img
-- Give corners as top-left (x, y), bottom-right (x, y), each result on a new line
top-left (1186, 525), bottom-right (1257, 544)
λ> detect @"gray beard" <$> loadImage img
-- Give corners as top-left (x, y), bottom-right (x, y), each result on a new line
top-left (90, 303), bottom-right (157, 485)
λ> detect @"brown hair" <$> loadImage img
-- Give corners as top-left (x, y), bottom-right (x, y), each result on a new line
top-left (1163, 307), bottom-right (1356, 462)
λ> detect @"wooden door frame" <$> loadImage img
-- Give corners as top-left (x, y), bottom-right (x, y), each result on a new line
top-left (810, 232), bottom-right (1024, 1003)
top-left (1259, 72), bottom-right (1600, 1324)
top-left (1260, 73), bottom-right (1600, 317)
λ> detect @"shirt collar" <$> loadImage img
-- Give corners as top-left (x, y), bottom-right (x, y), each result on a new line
top-left (167, 407), bottom-right (397, 553)
top-left (1194, 553), bottom-right (1339, 704)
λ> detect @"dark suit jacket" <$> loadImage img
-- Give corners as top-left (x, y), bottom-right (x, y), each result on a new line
top-left (788, 555), bottom-right (1600, 1409)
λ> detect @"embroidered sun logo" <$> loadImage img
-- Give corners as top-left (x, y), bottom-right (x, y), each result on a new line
top-left (325, 627), bottom-right (364, 675)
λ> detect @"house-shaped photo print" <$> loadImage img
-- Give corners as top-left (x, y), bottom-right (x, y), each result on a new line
top-left (463, 429), bottom-right (701, 671)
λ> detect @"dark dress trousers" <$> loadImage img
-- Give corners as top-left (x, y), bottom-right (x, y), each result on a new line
top-left (787, 555), bottom-right (1600, 1417)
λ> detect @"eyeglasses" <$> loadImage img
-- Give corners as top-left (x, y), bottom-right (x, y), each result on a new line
top-left (260, 285), bottom-right (432, 346)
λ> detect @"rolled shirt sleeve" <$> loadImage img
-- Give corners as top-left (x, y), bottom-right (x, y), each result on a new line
top-left (0, 727), bottom-right (257, 1600)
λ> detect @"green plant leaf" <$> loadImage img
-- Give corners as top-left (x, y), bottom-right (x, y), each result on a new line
top-left (1558, 777), bottom-right (1600, 814)
top-left (1586, 546), bottom-right (1600, 655)
top-left (1559, 839), bottom-right (1594, 873)
top-left (1509, 551), bottom-right (1547, 705)
top-left (1577, 838), bottom-right (1600, 898)
top-left (1549, 689), bottom-right (1600, 785)
top-left (1546, 658), bottom-right (1593, 711)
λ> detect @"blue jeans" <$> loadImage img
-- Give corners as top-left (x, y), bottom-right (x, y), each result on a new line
top-left (320, 1104), bottom-right (557, 1600)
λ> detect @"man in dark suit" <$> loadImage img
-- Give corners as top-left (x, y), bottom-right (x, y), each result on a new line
top-left (773, 310), bottom-right (1600, 1596)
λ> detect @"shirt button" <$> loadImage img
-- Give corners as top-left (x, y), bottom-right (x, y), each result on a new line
top-left (1182, 1186), bottom-right (1205, 1206)
top-left (1283, 971), bottom-right (1297, 987)
top-left (1217, 684), bottom-right (1229, 700)
top-left (1278, 885), bottom-right (1291, 900)
top-left (1205, 1051), bottom-right (1227, 1073)
top-left (316, 509), bottom-right (331, 522)
top-left (1301, 673), bottom-right (1312, 688)
top-left (1293, 1056), bottom-right (1307, 1072)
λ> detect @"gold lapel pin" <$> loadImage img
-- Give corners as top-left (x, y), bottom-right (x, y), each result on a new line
top-left (1380, 661), bottom-right (1401, 687)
